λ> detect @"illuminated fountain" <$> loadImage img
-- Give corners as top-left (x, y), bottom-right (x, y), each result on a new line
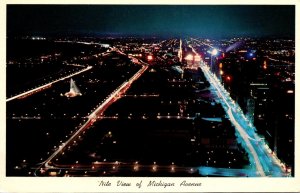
top-left (64, 78), bottom-right (82, 98)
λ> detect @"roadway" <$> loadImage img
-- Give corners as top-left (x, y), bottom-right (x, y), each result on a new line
top-left (7, 47), bottom-right (116, 103)
top-left (35, 59), bottom-right (148, 176)
top-left (187, 40), bottom-right (289, 176)
top-left (268, 57), bottom-right (294, 65)
top-left (38, 161), bottom-right (256, 177)
top-left (190, 43), bottom-right (288, 176)
top-left (6, 66), bottom-right (93, 102)
top-left (97, 115), bottom-right (195, 120)
top-left (199, 63), bottom-right (265, 176)
top-left (40, 161), bottom-right (200, 176)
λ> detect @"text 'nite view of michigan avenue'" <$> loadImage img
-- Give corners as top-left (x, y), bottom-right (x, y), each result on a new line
top-left (6, 5), bottom-right (295, 178)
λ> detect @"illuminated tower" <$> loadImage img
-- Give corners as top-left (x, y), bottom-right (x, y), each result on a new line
top-left (178, 39), bottom-right (183, 63)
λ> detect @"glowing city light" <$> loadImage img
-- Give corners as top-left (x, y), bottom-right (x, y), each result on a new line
top-left (197, 54), bottom-right (288, 177)
top-left (147, 55), bottom-right (153, 61)
top-left (263, 60), bottom-right (267, 70)
top-left (211, 48), bottom-right (218, 56)
top-left (185, 54), bottom-right (193, 61)
top-left (194, 55), bottom-right (201, 61)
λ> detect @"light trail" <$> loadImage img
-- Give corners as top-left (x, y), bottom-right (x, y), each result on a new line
top-left (200, 64), bottom-right (265, 176)
top-left (35, 62), bottom-right (148, 176)
top-left (189, 42), bottom-right (288, 177)
top-left (89, 65), bottom-right (148, 120)
top-left (6, 66), bottom-right (93, 102)
top-left (227, 108), bottom-right (265, 176)
top-left (35, 162), bottom-right (258, 177)
top-left (268, 57), bottom-right (294, 65)
top-left (178, 39), bottom-right (183, 63)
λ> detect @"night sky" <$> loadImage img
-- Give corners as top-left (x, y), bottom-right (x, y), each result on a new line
top-left (7, 5), bottom-right (295, 38)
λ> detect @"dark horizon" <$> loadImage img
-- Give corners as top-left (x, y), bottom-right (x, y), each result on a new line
top-left (7, 5), bottom-right (295, 39)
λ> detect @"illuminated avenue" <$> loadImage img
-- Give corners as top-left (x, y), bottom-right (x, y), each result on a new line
top-left (6, 35), bottom-right (294, 177)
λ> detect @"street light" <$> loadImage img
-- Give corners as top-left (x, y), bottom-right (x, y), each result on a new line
top-left (212, 48), bottom-right (218, 56)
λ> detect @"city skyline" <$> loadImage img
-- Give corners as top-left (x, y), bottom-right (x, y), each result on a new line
top-left (5, 36), bottom-right (295, 177)
top-left (2, 3), bottom-right (299, 192)
top-left (7, 5), bottom-right (295, 38)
